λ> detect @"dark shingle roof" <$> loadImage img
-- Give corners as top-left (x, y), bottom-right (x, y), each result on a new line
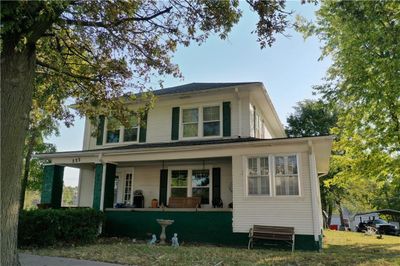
top-left (149, 82), bottom-right (260, 96)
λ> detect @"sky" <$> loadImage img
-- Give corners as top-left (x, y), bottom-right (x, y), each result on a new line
top-left (47, 2), bottom-right (331, 186)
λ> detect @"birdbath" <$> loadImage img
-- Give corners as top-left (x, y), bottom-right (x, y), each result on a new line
top-left (156, 219), bottom-right (174, 244)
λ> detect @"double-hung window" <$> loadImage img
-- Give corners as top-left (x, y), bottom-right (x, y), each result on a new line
top-left (203, 106), bottom-right (220, 137)
top-left (182, 109), bottom-right (199, 138)
top-left (106, 117), bottom-right (121, 143)
top-left (275, 155), bottom-right (299, 196)
top-left (171, 170), bottom-right (188, 197)
top-left (105, 116), bottom-right (140, 144)
top-left (247, 157), bottom-right (270, 195)
top-left (191, 169), bottom-right (210, 204)
top-left (123, 116), bottom-right (139, 142)
top-left (182, 105), bottom-right (220, 138)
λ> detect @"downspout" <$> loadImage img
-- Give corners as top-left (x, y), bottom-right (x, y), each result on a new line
top-left (308, 141), bottom-right (321, 246)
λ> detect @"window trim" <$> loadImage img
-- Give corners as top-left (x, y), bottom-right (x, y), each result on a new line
top-left (245, 156), bottom-right (272, 197)
top-left (244, 153), bottom-right (301, 198)
top-left (179, 103), bottom-right (222, 140)
top-left (103, 116), bottom-right (140, 145)
top-left (273, 154), bottom-right (301, 197)
top-left (167, 166), bottom-right (213, 207)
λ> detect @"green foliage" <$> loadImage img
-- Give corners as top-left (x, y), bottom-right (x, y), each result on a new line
top-left (62, 186), bottom-right (78, 206)
top-left (297, 1), bottom-right (400, 211)
top-left (18, 208), bottom-right (104, 247)
top-left (285, 99), bottom-right (337, 137)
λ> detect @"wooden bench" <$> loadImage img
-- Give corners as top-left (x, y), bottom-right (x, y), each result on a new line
top-left (168, 197), bottom-right (201, 208)
top-left (248, 225), bottom-right (295, 252)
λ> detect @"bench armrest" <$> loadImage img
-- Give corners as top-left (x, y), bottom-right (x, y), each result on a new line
top-left (249, 228), bottom-right (253, 237)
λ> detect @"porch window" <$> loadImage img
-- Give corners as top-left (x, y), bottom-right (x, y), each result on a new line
top-left (247, 157), bottom-right (270, 195)
top-left (203, 106), bottom-right (220, 137)
top-left (275, 155), bottom-right (299, 196)
top-left (123, 116), bottom-right (139, 142)
top-left (192, 169), bottom-right (210, 204)
top-left (124, 173), bottom-right (133, 204)
top-left (106, 117), bottom-right (121, 143)
top-left (182, 108), bottom-right (198, 137)
top-left (171, 170), bottom-right (188, 197)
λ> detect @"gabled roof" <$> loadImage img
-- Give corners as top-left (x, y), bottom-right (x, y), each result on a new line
top-left (148, 82), bottom-right (260, 96)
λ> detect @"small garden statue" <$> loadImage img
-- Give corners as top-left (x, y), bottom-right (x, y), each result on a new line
top-left (149, 234), bottom-right (157, 245)
top-left (171, 233), bottom-right (179, 247)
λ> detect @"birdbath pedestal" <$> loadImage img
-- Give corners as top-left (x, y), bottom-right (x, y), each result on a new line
top-left (156, 219), bottom-right (174, 244)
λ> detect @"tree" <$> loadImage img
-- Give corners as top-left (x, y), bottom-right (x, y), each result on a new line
top-left (296, 1), bottom-right (400, 213)
top-left (1, 1), bottom-right (293, 264)
top-left (285, 99), bottom-right (337, 137)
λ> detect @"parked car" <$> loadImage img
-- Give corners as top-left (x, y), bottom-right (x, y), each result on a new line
top-left (357, 219), bottom-right (399, 236)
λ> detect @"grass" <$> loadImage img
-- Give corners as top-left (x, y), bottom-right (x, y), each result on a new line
top-left (21, 230), bottom-right (400, 266)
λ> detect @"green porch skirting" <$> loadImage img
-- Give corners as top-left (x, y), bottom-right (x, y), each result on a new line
top-left (104, 210), bottom-right (321, 251)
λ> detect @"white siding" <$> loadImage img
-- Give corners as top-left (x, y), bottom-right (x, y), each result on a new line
top-left (114, 160), bottom-right (232, 208)
top-left (78, 168), bottom-right (95, 207)
top-left (82, 84), bottom-right (285, 150)
top-left (232, 151), bottom-right (314, 235)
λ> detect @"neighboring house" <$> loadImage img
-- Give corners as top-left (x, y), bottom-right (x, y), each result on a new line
top-left (37, 82), bottom-right (333, 250)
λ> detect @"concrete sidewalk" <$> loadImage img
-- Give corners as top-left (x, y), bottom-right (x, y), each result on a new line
top-left (20, 253), bottom-right (124, 266)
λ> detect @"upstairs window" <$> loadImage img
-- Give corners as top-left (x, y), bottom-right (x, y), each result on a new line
top-left (182, 108), bottom-right (199, 138)
top-left (123, 116), bottom-right (139, 142)
top-left (106, 117), bottom-right (121, 143)
top-left (275, 155), bottom-right (299, 196)
top-left (247, 157), bottom-right (270, 195)
top-left (203, 106), bottom-right (220, 137)
top-left (105, 116), bottom-right (140, 144)
top-left (181, 105), bottom-right (221, 138)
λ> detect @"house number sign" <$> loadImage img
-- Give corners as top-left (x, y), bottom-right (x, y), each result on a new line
top-left (72, 157), bottom-right (81, 163)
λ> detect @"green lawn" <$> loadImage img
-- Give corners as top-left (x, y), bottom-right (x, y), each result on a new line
top-left (21, 230), bottom-right (400, 266)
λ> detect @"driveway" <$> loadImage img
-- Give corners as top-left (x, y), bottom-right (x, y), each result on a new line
top-left (20, 253), bottom-right (123, 266)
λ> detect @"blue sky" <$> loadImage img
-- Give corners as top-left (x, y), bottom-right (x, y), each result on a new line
top-left (48, 2), bottom-right (331, 186)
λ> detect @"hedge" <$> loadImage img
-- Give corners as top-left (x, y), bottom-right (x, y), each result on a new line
top-left (18, 208), bottom-right (104, 247)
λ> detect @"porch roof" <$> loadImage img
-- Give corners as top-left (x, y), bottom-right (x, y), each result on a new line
top-left (36, 135), bottom-right (333, 174)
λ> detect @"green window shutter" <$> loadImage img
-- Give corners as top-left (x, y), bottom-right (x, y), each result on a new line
top-left (103, 163), bottom-right (116, 209)
top-left (171, 107), bottom-right (180, 140)
top-left (93, 164), bottom-right (103, 210)
top-left (96, 115), bottom-right (105, 145)
top-left (41, 165), bottom-right (64, 208)
top-left (223, 102), bottom-right (231, 137)
top-left (139, 113), bottom-right (147, 143)
top-left (212, 168), bottom-right (221, 203)
top-left (159, 169), bottom-right (168, 206)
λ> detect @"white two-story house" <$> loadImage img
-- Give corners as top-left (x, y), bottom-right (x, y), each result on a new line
top-left (37, 82), bottom-right (332, 250)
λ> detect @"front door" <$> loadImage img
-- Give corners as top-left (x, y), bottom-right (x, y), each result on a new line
top-left (115, 168), bottom-right (134, 205)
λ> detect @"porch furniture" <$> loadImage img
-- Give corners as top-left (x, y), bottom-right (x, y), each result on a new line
top-left (168, 197), bottom-right (201, 208)
top-left (133, 190), bottom-right (144, 208)
top-left (156, 219), bottom-right (174, 244)
top-left (248, 225), bottom-right (295, 252)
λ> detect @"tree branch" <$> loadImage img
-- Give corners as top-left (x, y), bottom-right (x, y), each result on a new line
top-left (62, 6), bottom-right (173, 28)
top-left (36, 59), bottom-right (100, 81)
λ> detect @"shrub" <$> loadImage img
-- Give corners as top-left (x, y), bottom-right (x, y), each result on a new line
top-left (18, 208), bottom-right (104, 247)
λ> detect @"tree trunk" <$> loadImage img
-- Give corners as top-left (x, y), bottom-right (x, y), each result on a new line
top-left (327, 201), bottom-right (333, 227)
top-left (1, 46), bottom-right (36, 266)
top-left (337, 200), bottom-right (345, 230)
top-left (19, 131), bottom-right (37, 212)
